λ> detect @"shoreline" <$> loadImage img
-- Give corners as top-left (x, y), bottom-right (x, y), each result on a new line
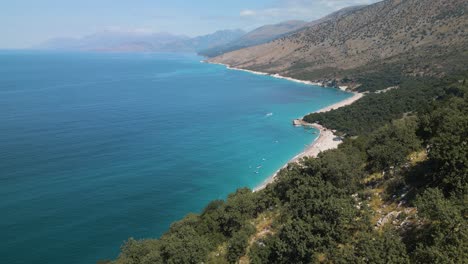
top-left (313, 92), bottom-right (364, 113)
top-left (207, 62), bottom-right (323, 86)
top-left (253, 92), bottom-right (363, 192)
top-left (205, 60), bottom-right (364, 192)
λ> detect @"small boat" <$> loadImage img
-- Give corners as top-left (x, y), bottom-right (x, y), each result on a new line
top-left (256, 165), bottom-right (262, 169)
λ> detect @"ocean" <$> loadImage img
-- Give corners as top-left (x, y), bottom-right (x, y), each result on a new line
top-left (0, 51), bottom-right (352, 263)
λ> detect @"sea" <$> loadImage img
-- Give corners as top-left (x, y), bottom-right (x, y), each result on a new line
top-left (0, 51), bottom-right (352, 264)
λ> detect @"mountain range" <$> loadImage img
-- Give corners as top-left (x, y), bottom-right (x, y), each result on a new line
top-left (37, 16), bottom-right (330, 54)
top-left (37, 20), bottom-right (310, 53)
top-left (38, 0), bottom-right (467, 88)
top-left (199, 20), bottom-right (307, 57)
top-left (210, 0), bottom-right (467, 85)
top-left (199, 5), bottom-right (369, 58)
top-left (37, 29), bottom-right (245, 53)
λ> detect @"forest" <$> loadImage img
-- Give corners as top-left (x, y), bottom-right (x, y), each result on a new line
top-left (303, 77), bottom-right (445, 136)
top-left (106, 72), bottom-right (467, 264)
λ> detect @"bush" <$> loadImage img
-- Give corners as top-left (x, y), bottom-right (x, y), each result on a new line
top-left (226, 225), bottom-right (256, 263)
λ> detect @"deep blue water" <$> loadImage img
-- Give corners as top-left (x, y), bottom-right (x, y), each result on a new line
top-left (0, 51), bottom-right (352, 264)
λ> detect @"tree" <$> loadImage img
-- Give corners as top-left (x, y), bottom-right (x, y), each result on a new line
top-left (367, 118), bottom-right (421, 172)
top-left (270, 219), bottom-right (316, 263)
top-left (160, 225), bottom-right (211, 264)
top-left (311, 146), bottom-right (365, 191)
top-left (218, 188), bottom-right (257, 237)
top-left (354, 230), bottom-right (410, 264)
top-left (115, 238), bottom-right (160, 264)
top-left (249, 235), bottom-right (276, 264)
top-left (411, 188), bottom-right (468, 263)
top-left (418, 97), bottom-right (468, 193)
top-left (226, 226), bottom-right (255, 263)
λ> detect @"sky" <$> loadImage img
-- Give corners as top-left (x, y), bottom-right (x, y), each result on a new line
top-left (0, 0), bottom-right (380, 48)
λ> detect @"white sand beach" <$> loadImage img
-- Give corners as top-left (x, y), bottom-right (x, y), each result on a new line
top-left (314, 92), bottom-right (364, 113)
top-left (206, 60), bottom-right (364, 192)
top-left (253, 92), bottom-right (364, 192)
top-left (208, 62), bottom-right (322, 86)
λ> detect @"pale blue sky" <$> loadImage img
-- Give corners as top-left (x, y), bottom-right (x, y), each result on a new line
top-left (0, 0), bottom-right (380, 48)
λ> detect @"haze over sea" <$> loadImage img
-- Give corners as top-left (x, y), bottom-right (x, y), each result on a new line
top-left (0, 51), bottom-right (352, 264)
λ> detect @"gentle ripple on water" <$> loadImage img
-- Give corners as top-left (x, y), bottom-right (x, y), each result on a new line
top-left (0, 51), bottom-right (352, 264)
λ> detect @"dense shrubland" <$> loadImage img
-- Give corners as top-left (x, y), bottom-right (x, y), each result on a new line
top-left (107, 73), bottom-right (467, 264)
top-left (304, 77), bottom-right (445, 135)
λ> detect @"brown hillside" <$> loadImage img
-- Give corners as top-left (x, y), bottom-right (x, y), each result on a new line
top-left (210, 0), bottom-right (468, 83)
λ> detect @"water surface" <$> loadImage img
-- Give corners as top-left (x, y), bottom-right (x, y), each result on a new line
top-left (0, 51), bottom-right (352, 263)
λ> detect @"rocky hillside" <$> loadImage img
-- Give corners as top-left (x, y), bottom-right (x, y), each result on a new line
top-left (199, 21), bottom-right (307, 57)
top-left (232, 20), bottom-right (306, 46)
top-left (210, 0), bottom-right (468, 85)
top-left (302, 5), bottom-right (366, 28)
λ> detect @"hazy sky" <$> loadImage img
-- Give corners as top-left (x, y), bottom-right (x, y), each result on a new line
top-left (1, 0), bottom-right (380, 48)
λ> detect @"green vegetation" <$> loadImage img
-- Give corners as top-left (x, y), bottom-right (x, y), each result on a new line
top-left (304, 77), bottom-right (445, 135)
top-left (108, 73), bottom-right (467, 264)
top-left (289, 62), bottom-right (407, 92)
top-left (354, 65), bottom-right (404, 92)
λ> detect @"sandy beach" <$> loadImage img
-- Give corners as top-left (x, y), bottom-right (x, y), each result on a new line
top-left (253, 92), bottom-right (364, 192)
top-left (207, 62), bottom-right (322, 86)
top-left (207, 61), bottom-right (364, 192)
top-left (314, 92), bottom-right (364, 113)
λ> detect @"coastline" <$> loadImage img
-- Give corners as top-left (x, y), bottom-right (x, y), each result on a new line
top-left (207, 62), bottom-right (323, 86)
top-left (314, 92), bottom-right (364, 113)
top-left (253, 92), bottom-right (363, 192)
top-left (206, 60), bottom-right (364, 192)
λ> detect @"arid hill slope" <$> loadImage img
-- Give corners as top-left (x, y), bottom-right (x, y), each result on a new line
top-left (199, 20), bottom-right (307, 57)
top-left (210, 0), bottom-right (467, 83)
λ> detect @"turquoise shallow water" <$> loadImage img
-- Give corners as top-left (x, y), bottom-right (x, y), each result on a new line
top-left (0, 51), bottom-right (352, 263)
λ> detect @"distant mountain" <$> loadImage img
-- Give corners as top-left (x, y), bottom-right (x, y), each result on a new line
top-left (200, 7), bottom-right (368, 58)
top-left (178, 29), bottom-right (246, 52)
top-left (37, 31), bottom-right (189, 52)
top-left (210, 0), bottom-right (468, 83)
top-left (201, 5), bottom-right (367, 58)
top-left (37, 29), bottom-right (245, 53)
top-left (200, 20), bottom-right (307, 57)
